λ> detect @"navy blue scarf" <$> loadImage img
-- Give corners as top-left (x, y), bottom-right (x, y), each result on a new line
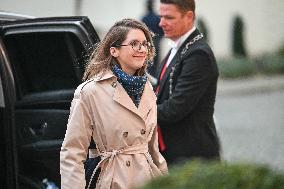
top-left (112, 64), bottom-right (147, 107)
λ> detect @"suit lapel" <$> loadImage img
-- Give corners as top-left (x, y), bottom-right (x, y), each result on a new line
top-left (157, 55), bottom-right (178, 97)
top-left (157, 29), bottom-right (201, 98)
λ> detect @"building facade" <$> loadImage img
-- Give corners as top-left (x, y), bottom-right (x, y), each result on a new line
top-left (1, 0), bottom-right (284, 57)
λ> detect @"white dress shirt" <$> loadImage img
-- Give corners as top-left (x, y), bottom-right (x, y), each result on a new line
top-left (165, 26), bottom-right (196, 67)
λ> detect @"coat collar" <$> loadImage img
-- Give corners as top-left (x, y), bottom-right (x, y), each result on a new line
top-left (95, 70), bottom-right (156, 120)
top-left (113, 80), bottom-right (156, 120)
top-left (92, 70), bottom-right (116, 82)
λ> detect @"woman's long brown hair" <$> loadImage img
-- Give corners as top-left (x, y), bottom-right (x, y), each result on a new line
top-left (83, 18), bottom-right (155, 81)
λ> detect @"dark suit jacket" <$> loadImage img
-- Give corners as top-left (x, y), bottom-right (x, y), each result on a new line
top-left (156, 29), bottom-right (220, 164)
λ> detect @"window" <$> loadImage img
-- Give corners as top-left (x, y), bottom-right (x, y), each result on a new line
top-left (4, 32), bottom-right (86, 97)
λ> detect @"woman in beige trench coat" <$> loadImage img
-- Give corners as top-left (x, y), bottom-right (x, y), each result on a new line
top-left (60, 18), bottom-right (168, 189)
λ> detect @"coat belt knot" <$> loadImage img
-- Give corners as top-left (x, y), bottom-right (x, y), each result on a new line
top-left (87, 143), bottom-right (150, 189)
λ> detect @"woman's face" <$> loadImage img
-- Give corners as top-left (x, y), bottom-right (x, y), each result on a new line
top-left (111, 29), bottom-right (148, 75)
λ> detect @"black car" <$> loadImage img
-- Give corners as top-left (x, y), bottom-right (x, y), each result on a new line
top-left (0, 12), bottom-right (100, 189)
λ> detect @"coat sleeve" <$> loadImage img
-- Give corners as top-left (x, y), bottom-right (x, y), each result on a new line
top-left (60, 88), bottom-right (93, 189)
top-left (148, 106), bottom-right (168, 175)
top-left (157, 50), bottom-right (214, 126)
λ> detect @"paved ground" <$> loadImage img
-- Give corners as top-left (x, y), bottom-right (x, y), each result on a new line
top-left (217, 75), bottom-right (284, 96)
top-left (215, 75), bottom-right (284, 171)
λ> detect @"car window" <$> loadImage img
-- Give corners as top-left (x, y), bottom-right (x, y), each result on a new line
top-left (3, 32), bottom-right (86, 97)
top-left (0, 76), bottom-right (4, 107)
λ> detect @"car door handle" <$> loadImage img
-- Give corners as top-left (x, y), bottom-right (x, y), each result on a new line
top-left (28, 122), bottom-right (48, 137)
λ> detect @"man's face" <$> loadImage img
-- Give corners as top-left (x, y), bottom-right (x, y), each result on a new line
top-left (159, 3), bottom-right (193, 41)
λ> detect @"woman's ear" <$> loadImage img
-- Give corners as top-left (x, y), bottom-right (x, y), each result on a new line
top-left (110, 47), bottom-right (118, 57)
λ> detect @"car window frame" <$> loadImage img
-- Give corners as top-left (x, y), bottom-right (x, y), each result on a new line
top-left (0, 76), bottom-right (4, 107)
top-left (1, 17), bottom-right (99, 104)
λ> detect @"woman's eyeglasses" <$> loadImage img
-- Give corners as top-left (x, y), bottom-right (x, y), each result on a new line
top-left (114, 40), bottom-right (152, 52)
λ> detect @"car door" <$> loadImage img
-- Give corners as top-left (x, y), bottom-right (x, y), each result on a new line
top-left (0, 37), bottom-right (18, 189)
top-left (0, 16), bottom-right (100, 188)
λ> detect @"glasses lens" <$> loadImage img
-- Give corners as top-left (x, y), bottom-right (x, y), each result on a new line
top-left (131, 41), bottom-right (140, 51)
top-left (143, 42), bottom-right (151, 50)
top-left (129, 40), bottom-right (150, 51)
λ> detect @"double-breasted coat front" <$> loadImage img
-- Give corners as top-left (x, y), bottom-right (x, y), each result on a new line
top-left (60, 70), bottom-right (168, 189)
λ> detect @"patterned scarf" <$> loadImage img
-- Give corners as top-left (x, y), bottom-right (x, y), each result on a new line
top-left (112, 64), bottom-right (147, 107)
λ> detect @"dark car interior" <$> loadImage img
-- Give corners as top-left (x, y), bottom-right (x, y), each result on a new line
top-left (0, 17), bottom-right (100, 188)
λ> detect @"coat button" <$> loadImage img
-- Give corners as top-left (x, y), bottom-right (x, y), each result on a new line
top-left (126, 161), bottom-right (130, 167)
top-left (123, 132), bottom-right (128, 138)
top-left (140, 129), bottom-right (146, 135)
top-left (111, 81), bottom-right (117, 88)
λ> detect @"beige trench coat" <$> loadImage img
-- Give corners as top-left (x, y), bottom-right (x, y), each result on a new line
top-left (60, 70), bottom-right (168, 189)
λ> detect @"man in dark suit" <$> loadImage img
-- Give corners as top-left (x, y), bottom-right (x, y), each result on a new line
top-left (156, 0), bottom-right (220, 165)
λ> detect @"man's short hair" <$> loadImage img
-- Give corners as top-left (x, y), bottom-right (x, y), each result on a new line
top-left (160, 0), bottom-right (195, 13)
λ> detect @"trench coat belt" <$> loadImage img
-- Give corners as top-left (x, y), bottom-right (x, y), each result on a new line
top-left (87, 143), bottom-right (153, 189)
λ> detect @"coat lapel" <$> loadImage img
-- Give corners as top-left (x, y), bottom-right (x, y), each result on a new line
top-left (113, 83), bottom-right (141, 116)
top-left (113, 80), bottom-right (155, 120)
top-left (138, 81), bottom-right (156, 119)
top-left (93, 70), bottom-right (141, 117)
